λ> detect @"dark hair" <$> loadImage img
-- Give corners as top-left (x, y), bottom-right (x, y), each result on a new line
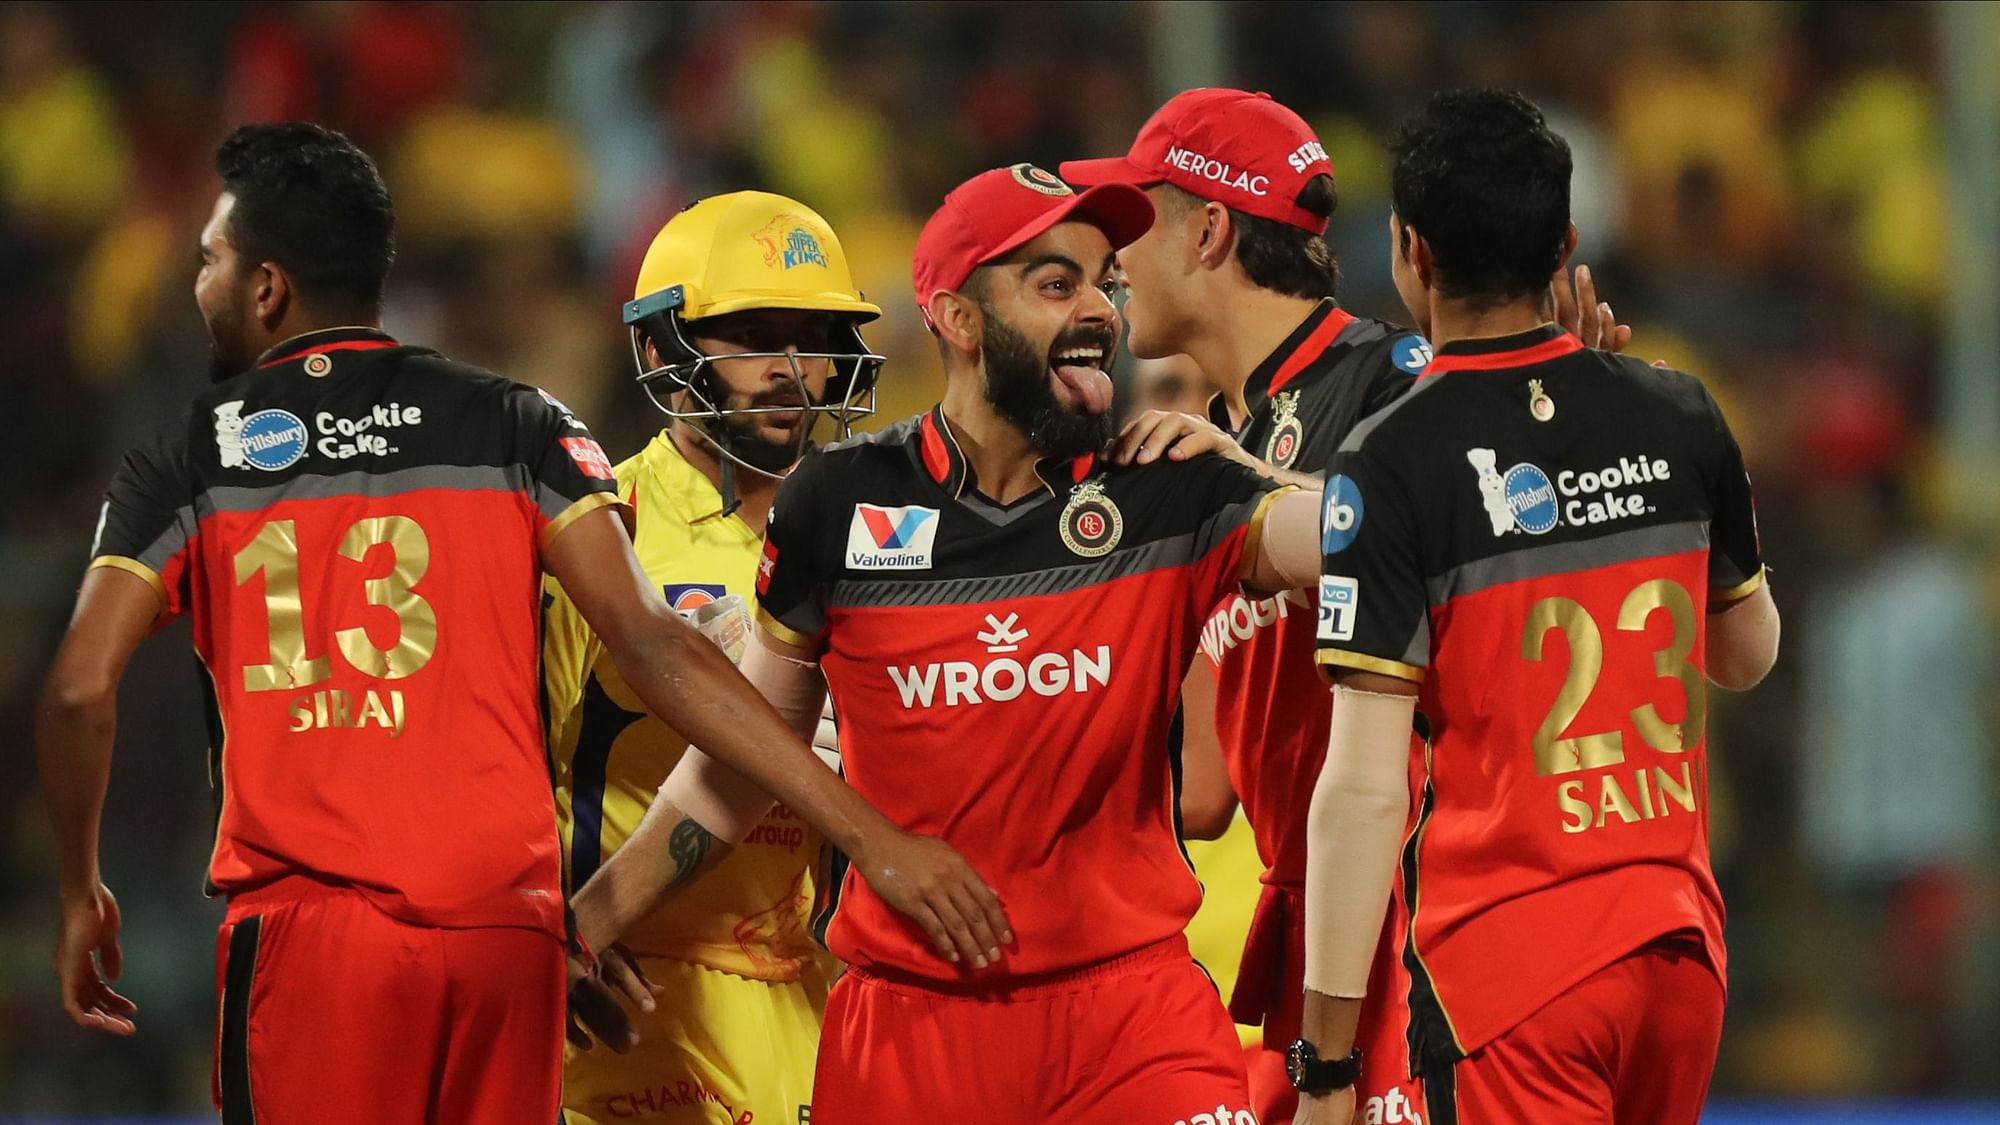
top-left (1389, 89), bottom-right (1571, 302)
top-left (1162, 176), bottom-right (1339, 300)
top-left (215, 122), bottom-right (395, 314)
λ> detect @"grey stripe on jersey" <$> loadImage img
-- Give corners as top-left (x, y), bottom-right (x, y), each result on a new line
top-left (829, 494), bottom-right (1269, 610)
top-left (1424, 520), bottom-right (1713, 606)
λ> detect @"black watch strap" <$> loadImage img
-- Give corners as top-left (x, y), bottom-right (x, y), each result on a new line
top-left (1286, 1039), bottom-right (1363, 1094)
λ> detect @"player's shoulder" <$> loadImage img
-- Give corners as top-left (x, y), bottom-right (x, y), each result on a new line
top-left (1596, 351), bottom-right (1719, 417)
top-left (804, 413), bottom-right (926, 488)
top-left (1336, 314), bottom-right (1432, 376)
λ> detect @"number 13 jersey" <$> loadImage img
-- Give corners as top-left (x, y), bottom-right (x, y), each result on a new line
top-left (1314, 325), bottom-right (1765, 1064)
top-left (88, 328), bottom-right (623, 937)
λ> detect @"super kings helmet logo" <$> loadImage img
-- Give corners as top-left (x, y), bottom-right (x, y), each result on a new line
top-left (753, 215), bottom-right (830, 270)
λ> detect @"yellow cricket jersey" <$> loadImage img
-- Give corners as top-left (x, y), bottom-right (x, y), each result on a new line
top-left (543, 433), bottom-right (824, 981)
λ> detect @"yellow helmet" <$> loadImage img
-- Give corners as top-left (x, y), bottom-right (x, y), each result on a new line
top-left (621, 191), bottom-right (884, 480)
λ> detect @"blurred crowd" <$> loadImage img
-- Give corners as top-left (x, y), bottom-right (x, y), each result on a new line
top-left (2, 1), bottom-right (1994, 1114)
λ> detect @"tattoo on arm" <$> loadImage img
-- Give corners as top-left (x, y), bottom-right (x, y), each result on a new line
top-left (663, 817), bottom-right (714, 891)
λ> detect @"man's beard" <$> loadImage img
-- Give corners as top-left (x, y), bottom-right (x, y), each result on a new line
top-left (978, 306), bottom-right (1113, 462)
top-left (204, 294), bottom-right (251, 384)
top-left (696, 385), bottom-right (824, 474)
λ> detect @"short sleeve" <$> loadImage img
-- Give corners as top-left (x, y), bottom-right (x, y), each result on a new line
top-left (89, 431), bottom-right (198, 618)
top-left (516, 388), bottom-right (624, 550)
top-left (1181, 453), bottom-right (1288, 608)
top-left (755, 451), bottom-right (829, 649)
top-left (1703, 391), bottom-right (1765, 605)
top-left (1314, 447), bottom-right (1429, 683)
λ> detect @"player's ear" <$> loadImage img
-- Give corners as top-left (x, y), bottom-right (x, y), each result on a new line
top-left (1402, 223), bottom-right (1437, 292)
top-left (1557, 220), bottom-right (1579, 272)
top-left (1195, 201), bottom-right (1232, 270)
top-left (251, 261), bottom-right (291, 329)
top-left (926, 288), bottom-right (982, 359)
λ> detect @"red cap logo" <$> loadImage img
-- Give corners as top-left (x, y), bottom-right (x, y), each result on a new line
top-left (1061, 88), bottom-right (1334, 233)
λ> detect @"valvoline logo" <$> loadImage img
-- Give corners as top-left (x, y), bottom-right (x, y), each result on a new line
top-left (860, 506), bottom-right (931, 548)
top-left (663, 583), bottom-right (727, 614)
top-left (240, 409), bottom-right (309, 471)
top-left (846, 504), bottom-right (939, 569)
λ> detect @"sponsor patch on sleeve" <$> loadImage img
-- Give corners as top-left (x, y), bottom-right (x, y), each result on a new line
top-left (1321, 474), bottom-right (1365, 554)
top-left (757, 539), bottom-right (779, 596)
top-left (560, 436), bottom-right (615, 480)
top-left (1391, 334), bottom-right (1434, 373)
top-left (1317, 576), bottom-right (1359, 643)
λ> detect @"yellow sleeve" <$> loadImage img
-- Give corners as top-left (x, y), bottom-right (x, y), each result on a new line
top-left (541, 574), bottom-right (606, 754)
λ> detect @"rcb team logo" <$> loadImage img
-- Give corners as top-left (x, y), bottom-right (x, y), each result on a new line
top-left (1059, 477), bottom-right (1123, 558)
top-left (1266, 390), bottom-right (1304, 468)
top-left (1009, 163), bottom-right (1073, 197)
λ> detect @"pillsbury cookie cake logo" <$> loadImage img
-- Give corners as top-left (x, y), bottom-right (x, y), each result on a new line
top-left (1467, 448), bottom-right (1558, 535)
top-left (217, 400), bottom-right (308, 471)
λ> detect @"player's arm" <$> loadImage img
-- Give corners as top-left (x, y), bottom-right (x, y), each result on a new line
top-left (1109, 409), bottom-right (1321, 489)
top-left (1243, 488), bottom-right (1323, 594)
top-left (1708, 580), bottom-right (1779, 690)
top-left (569, 626), bottom-right (824, 950)
top-left (36, 566), bottom-right (159, 1037)
top-left (1700, 385), bottom-right (1778, 691)
top-left (1295, 670), bottom-right (1416, 1118)
top-left (545, 509), bottom-right (1011, 968)
top-left (1176, 660), bottom-right (1238, 840)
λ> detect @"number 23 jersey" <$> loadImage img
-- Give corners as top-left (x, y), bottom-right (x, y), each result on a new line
top-left (1315, 325), bottom-right (1765, 1061)
top-left (88, 328), bottom-right (622, 937)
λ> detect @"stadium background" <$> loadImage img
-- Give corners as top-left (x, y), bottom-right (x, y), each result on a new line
top-left (2, 1), bottom-right (1996, 1121)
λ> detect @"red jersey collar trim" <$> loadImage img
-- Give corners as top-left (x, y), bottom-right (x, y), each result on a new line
top-left (256, 326), bottom-right (398, 368)
top-left (1241, 299), bottom-right (1354, 413)
top-left (921, 406), bottom-right (1096, 499)
top-left (1420, 323), bottom-right (1578, 379)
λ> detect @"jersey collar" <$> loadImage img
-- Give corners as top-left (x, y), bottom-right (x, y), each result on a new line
top-left (1420, 323), bottom-right (1580, 379)
top-left (255, 326), bottom-right (399, 368)
top-left (917, 406), bottom-right (1096, 502)
top-left (1227, 298), bottom-right (1357, 425)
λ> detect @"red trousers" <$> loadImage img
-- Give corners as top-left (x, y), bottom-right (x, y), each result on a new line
top-left (1426, 937), bottom-right (1723, 1124)
top-left (212, 876), bottom-right (564, 1124)
top-left (813, 936), bottom-right (1257, 1124)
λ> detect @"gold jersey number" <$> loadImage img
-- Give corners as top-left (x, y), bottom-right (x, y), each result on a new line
top-left (233, 516), bottom-right (438, 691)
top-left (1521, 578), bottom-right (1705, 776)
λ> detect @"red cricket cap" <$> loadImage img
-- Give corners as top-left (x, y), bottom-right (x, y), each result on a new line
top-left (1060, 88), bottom-right (1333, 232)
top-left (911, 163), bottom-right (1155, 312)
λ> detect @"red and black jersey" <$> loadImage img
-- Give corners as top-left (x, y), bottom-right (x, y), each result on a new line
top-left (1198, 299), bottom-right (1427, 888)
top-left (1315, 324), bottom-right (1765, 1061)
top-left (89, 328), bottom-right (622, 936)
top-left (758, 406), bottom-right (1286, 982)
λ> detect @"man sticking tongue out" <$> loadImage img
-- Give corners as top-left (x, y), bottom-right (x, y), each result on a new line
top-left (912, 164), bottom-right (1154, 495)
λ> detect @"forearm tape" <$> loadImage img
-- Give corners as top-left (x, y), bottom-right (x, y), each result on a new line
top-left (1302, 684), bottom-right (1417, 999)
top-left (657, 632), bottom-right (828, 843)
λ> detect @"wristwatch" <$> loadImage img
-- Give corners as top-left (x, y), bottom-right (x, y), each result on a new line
top-left (1285, 1039), bottom-right (1363, 1094)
